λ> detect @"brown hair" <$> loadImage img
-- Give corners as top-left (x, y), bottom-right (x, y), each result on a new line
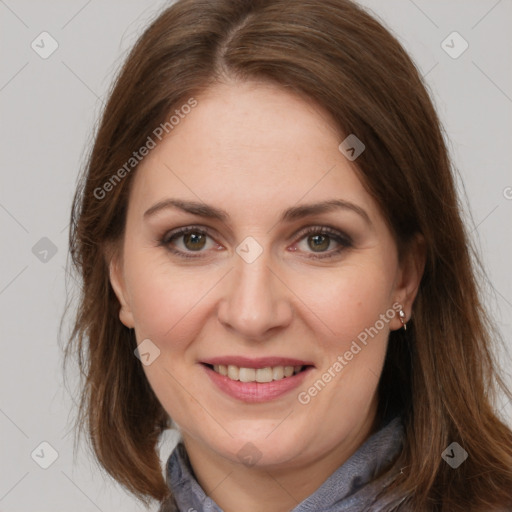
top-left (63, 0), bottom-right (512, 510)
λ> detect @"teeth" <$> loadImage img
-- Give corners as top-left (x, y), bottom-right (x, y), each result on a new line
top-left (212, 364), bottom-right (304, 382)
top-left (272, 366), bottom-right (284, 380)
top-left (227, 365), bottom-right (238, 380)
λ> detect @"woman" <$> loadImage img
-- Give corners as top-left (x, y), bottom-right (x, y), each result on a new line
top-left (64, 0), bottom-right (512, 510)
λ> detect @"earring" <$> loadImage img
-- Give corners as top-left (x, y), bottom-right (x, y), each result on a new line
top-left (399, 309), bottom-right (407, 331)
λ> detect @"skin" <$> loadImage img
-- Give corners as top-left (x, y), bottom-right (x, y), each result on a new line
top-left (109, 79), bottom-right (425, 512)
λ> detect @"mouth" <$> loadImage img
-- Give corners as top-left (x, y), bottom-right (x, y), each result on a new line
top-left (201, 362), bottom-right (313, 383)
top-left (200, 361), bottom-right (315, 402)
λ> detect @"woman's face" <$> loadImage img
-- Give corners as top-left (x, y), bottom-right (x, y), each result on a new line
top-left (109, 80), bottom-right (421, 470)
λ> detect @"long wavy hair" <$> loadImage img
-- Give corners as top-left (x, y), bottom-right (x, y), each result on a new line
top-left (62, 0), bottom-right (512, 510)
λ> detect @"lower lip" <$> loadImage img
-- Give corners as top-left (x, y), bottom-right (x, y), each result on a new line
top-left (201, 364), bottom-right (314, 403)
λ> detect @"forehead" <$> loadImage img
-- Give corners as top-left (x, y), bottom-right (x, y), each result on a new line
top-left (127, 81), bottom-right (378, 225)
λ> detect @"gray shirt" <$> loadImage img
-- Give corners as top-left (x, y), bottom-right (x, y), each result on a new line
top-left (158, 413), bottom-right (407, 512)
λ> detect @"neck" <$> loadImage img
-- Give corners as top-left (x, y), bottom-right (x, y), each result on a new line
top-left (180, 399), bottom-right (380, 512)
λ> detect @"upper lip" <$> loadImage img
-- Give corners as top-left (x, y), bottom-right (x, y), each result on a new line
top-left (201, 356), bottom-right (315, 368)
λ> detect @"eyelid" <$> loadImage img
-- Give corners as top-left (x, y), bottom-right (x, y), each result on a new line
top-left (160, 223), bottom-right (353, 259)
top-left (292, 224), bottom-right (353, 245)
top-left (160, 224), bottom-right (216, 244)
top-left (161, 224), bottom-right (352, 243)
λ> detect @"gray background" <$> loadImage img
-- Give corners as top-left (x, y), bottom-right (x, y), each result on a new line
top-left (1, 1), bottom-right (511, 510)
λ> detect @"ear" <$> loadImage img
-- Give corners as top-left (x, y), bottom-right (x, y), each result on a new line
top-left (391, 233), bottom-right (426, 330)
top-left (107, 246), bottom-right (135, 329)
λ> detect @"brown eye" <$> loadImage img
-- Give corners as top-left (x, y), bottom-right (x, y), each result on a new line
top-left (161, 226), bottom-right (217, 259)
top-left (307, 234), bottom-right (331, 252)
top-left (182, 232), bottom-right (207, 251)
top-left (295, 226), bottom-right (352, 260)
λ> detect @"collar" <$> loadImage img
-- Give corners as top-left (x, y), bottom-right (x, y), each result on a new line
top-left (161, 414), bottom-right (404, 512)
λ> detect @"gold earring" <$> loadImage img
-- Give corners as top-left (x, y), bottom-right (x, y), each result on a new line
top-left (399, 309), bottom-right (407, 330)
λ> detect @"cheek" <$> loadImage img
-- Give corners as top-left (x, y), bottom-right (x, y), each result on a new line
top-left (294, 260), bottom-right (395, 346)
top-left (124, 249), bottom-right (220, 346)
top-left (126, 250), bottom-right (395, 347)
top-left (294, 264), bottom-right (393, 418)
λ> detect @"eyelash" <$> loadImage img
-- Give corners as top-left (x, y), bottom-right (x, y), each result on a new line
top-left (159, 224), bottom-right (353, 260)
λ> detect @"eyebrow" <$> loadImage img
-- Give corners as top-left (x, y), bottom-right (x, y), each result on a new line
top-left (143, 198), bottom-right (372, 226)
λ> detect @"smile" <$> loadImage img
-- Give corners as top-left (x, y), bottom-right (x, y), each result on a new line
top-left (200, 362), bottom-right (314, 403)
top-left (210, 364), bottom-right (305, 383)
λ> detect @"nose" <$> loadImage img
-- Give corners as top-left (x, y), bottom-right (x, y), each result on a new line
top-left (217, 249), bottom-right (293, 340)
